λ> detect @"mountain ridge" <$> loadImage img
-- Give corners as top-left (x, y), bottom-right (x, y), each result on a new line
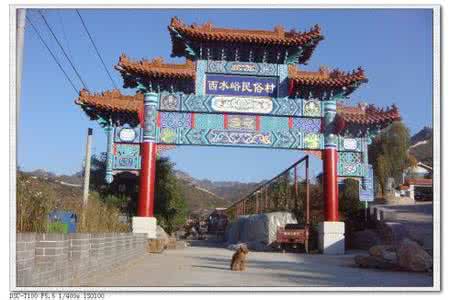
top-left (409, 126), bottom-right (433, 167)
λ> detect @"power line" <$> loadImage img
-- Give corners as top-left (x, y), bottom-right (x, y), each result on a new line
top-left (76, 9), bottom-right (119, 90)
top-left (38, 10), bottom-right (89, 91)
top-left (57, 9), bottom-right (74, 62)
top-left (26, 16), bottom-right (79, 95)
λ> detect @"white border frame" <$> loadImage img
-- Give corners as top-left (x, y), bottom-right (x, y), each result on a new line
top-left (9, 3), bottom-right (441, 292)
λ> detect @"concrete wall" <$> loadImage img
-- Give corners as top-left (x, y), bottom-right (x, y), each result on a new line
top-left (16, 232), bottom-right (147, 287)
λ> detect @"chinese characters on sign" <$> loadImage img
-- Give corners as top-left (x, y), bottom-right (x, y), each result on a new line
top-left (205, 74), bottom-right (278, 97)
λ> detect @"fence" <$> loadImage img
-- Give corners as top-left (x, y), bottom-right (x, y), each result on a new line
top-left (16, 232), bottom-right (148, 287)
top-left (225, 155), bottom-right (310, 224)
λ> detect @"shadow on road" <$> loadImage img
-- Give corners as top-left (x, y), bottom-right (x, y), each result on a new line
top-left (192, 265), bottom-right (230, 271)
top-left (188, 239), bottom-right (227, 249)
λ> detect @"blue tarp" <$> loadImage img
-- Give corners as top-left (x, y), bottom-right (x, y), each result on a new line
top-left (48, 211), bottom-right (77, 233)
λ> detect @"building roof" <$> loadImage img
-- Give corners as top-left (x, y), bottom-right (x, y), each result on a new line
top-left (336, 102), bottom-right (401, 126)
top-left (289, 65), bottom-right (367, 88)
top-left (115, 55), bottom-right (365, 93)
top-left (76, 89), bottom-right (143, 113)
top-left (169, 17), bottom-right (323, 64)
top-left (416, 162), bottom-right (433, 172)
top-left (405, 178), bottom-right (432, 186)
top-left (169, 17), bottom-right (323, 46)
top-left (115, 54), bottom-right (196, 88)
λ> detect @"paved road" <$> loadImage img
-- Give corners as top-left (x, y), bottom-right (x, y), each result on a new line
top-left (88, 240), bottom-right (432, 288)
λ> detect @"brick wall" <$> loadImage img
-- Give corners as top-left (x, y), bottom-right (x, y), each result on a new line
top-left (16, 232), bottom-right (147, 287)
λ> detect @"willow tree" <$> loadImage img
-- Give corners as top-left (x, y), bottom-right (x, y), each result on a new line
top-left (369, 121), bottom-right (416, 196)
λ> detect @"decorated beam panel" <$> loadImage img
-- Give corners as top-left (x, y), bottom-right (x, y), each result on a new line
top-left (337, 136), bottom-right (368, 177)
top-left (104, 124), bottom-right (143, 183)
top-left (156, 111), bottom-right (323, 150)
top-left (159, 93), bottom-right (323, 118)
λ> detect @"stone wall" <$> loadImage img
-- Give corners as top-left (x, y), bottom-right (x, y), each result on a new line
top-left (16, 232), bottom-right (147, 287)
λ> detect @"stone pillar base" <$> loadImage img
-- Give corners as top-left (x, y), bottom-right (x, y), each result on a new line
top-left (132, 217), bottom-right (157, 239)
top-left (319, 221), bottom-right (345, 255)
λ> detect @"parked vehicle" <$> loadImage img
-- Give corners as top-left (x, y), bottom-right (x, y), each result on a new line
top-left (276, 223), bottom-right (309, 253)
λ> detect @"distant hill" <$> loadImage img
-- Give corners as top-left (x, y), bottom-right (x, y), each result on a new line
top-left (21, 168), bottom-right (259, 216)
top-left (411, 126), bottom-right (432, 145)
top-left (409, 126), bottom-right (433, 167)
top-left (23, 169), bottom-right (83, 186)
top-left (174, 170), bottom-right (261, 202)
top-left (177, 178), bottom-right (232, 216)
top-left (18, 170), bottom-right (83, 207)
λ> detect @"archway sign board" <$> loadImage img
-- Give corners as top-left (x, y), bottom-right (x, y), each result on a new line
top-left (75, 17), bottom-right (401, 254)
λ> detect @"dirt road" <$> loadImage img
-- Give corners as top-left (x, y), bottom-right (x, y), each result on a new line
top-left (88, 240), bottom-right (432, 288)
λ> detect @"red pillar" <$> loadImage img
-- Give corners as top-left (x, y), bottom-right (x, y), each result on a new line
top-left (137, 92), bottom-right (159, 218)
top-left (323, 148), bottom-right (339, 221)
top-left (138, 142), bottom-right (157, 217)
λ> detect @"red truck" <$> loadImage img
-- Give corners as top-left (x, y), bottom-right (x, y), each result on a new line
top-left (276, 224), bottom-right (309, 253)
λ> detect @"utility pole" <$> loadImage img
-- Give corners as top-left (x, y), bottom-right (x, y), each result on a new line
top-left (16, 9), bottom-right (26, 136)
top-left (82, 128), bottom-right (93, 228)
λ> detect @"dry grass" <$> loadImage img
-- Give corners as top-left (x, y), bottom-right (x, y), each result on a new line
top-left (16, 172), bottom-right (129, 233)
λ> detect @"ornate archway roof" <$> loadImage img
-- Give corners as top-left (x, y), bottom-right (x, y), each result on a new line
top-left (76, 89), bottom-right (143, 113)
top-left (116, 54), bottom-right (196, 80)
top-left (337, 102), bottom-right (401, 126)
top-left (115, 54), bottom-right (366, 95)
top-left (168, 17), bottom-right (323, 64)
top-left (288, 65), bottom-right (367, 88)
top-left (169, 17), bottom-right (323, 46)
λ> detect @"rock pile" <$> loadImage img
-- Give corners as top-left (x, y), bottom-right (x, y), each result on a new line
top-left (354, 238), bottom-right (432, 272)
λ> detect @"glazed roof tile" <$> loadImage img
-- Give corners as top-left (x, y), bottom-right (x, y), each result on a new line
top-left (76, 89), bottom-right (143, 113)
top-left (115, 54), bottom-right (196, 80)
top-left (115, 54), bottom-right (365, 92)
top-left (169, 17), bottom-right (324, 47)
top-left (289, 65), bottom-right (367, 88)
top-left (336, 102), bottom-right (401, 126)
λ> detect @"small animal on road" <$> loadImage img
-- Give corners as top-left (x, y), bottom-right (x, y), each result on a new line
top-left (230, 245), bottom-right (249, 271)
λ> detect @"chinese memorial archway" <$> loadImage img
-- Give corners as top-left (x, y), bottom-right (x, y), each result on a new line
top-left (75, 17), bottom-right (400, 254)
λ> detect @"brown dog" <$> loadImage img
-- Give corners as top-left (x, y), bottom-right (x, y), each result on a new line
top-left (230, 245), bottom-right (249, 271)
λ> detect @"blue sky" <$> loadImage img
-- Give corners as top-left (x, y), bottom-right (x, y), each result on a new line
top-left (18, 8), bottom-right (433, 182)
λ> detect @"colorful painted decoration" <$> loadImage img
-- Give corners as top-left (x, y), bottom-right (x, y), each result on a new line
top-left (293, 118), bottom-right (321, 133)
top-left (159, 128), bottom-right (177, 144)
top-left (113, 143), bottom-right (141, 170)
top-left (207, 60), bottom-right (278, 76)
top-left (260, 116), bottom-right (289, 131)
top-left (105, 125), bottom-right (114, 184)
top-left (143, 93), bottom-right (159, 142)
top-left (338, 136), bottom-right (362, 152)
top-left (207, 130), bottom-right (272, 146)
top-left (194, 113), bottom-right (224, 129)
top-left (156, 127), bottom-right (323, 150)
top-left (114, 125), bottom-right (141, 143)
top-left (211, 96), bottom-right (273, 114)
top-left (303, 100), bottom-right (321, 117)
top-left (227, 115), bottom-right (257, 131)
top-left (304, 133), bottom-right (322, 149)
top-left (343, 138), bottom-right (358, 150)
top-left (338, 151), bottom-right (365, 177)
top-left (205, 74), bottom-right (278, 97)
top-left (182, 94), bottom-right (211, 112)
top-left (160, 112), bottom-right (192, 129)
top-left (160, 93), bottom-right (309, 117)
top-left (160, 94), bottom-right (180, 110)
